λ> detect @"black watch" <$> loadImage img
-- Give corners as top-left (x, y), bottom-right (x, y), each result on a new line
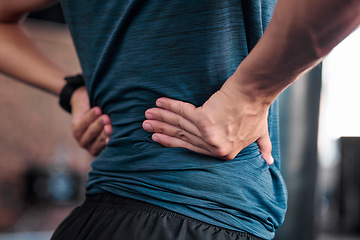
top-left (59, 74), bottom-right (85, 113)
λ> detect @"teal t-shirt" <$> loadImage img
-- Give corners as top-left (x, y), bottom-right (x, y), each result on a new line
top-left (60, 1), bottom-right (287, 239)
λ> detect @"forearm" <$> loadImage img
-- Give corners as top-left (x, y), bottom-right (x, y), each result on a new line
top-left (232, 0), bottom-right (360, 104)
top-left (0, 22), bottom-right (68, 95)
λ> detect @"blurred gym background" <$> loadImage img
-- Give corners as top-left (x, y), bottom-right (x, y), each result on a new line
top-left (0, 3), bottom-right (359, 240)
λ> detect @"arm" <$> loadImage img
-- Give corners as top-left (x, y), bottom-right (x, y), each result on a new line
top-left (0, 0), bottom-right (66, 95)
top-left (0, 0), bottom-right (112, 156)
top-left (143, 0), bottom-right (360, 164)
top-left (233, 0), bottom-right (360, 104)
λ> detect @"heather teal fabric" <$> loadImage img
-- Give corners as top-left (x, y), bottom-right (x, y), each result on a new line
top-left (60, 1), bottom-right (287, 239)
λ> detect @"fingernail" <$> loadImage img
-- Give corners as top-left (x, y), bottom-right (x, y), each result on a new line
top-left (146, 112), bottom-right (153, 119)
top-left (267, 156), bottom-right (274, 165)
top-left (144, 123), bottom-right (153, 131)
top-left (105, 138), bottom-right (109, 144)
top-left (104, 125), bottom-right (112, 134)
top-left (94, 108), bottom-right (101, 115)
top-left (102, 117), bottom-right (109, 125)
top-left (270, 156), bottom-right (274, 164)
top-left (156, 101), bottom-right (163, 108)
top-left (152, 135), bottom-right (159, 142)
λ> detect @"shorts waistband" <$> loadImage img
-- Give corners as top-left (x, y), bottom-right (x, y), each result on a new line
top-left (84, 193), bottom-right (264, 240)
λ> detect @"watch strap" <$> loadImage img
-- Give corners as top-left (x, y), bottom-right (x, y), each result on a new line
top-left (59, 74), bottom-right (85, 113)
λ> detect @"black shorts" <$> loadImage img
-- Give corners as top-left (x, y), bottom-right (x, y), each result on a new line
top-left (51, 193), bottom-right (264, 240)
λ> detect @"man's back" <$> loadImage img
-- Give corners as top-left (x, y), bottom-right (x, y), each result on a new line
top-left (60, 1), bottom-right (287, 239)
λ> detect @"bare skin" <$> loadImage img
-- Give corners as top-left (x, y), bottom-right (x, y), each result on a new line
top-left (70, 87), bottom-right (112, 156)
top-left (143, 0), bottom-right (360, 164)
top-left (143, 76), bottom-right (273, 162)
top-left (0, 0), bottom-right (111, 156)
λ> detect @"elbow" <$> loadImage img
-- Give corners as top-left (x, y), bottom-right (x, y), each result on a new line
top-left (305, 20), bottom-right (334, 60)
top-left (0, 8), bottom-right (26, 23)
top-left (310, 36), bottom-right (332, 60)
top-left (0, 2), bottom-right (36, 23)
top-left (0, 0), bottom-right (59, 23)
top-left (306, 0), bottom-right (360, 60)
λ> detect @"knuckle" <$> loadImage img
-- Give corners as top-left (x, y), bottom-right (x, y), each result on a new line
top-left (78, 141), bottom-right (86, 148)
top-left (219, 152), bottom-right (237, 161)
top-left (196, 111), bottom-right (211, 126)
top-left (179, 104), bottom-right (185, 116)
top-left (212, 145), bottom-right (230, 158)
top-left (204, 134), bottom-right (218, 146)
top-left (176, 130), bottom-right (187, 142)
top-left (99, 137), bottom-right (106, 143)
top-left (179, 134), bottom-right (187, 142)
top-left (89, 149), bottom-right (98, 156)
top-left (87, 128), bottom-right (97, 138)
top-left (196, 119), bottom-right (213, 137)
top-left (226, 152), bottom-right (237, 160)
top-left (175, 117), bottom-right (183, 129)
top-left (158, 127), bottom-right (165, 134)
top-left (195, 118), bottom-right (207, 130)
top-left (78, 138), bottom-right (90, 149)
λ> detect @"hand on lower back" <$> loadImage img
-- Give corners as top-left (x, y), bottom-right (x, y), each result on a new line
top-left (142, 76), bottom-right (274, 164)
top-left (70, 87), bottom-right (112, 156)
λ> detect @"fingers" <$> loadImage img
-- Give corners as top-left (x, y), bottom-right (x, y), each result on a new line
top-left (79, 115), bottom-right (112, 155)
top-left (72, 107), bottom-right (112, 156)
top-left (70, 88), bottom-right (112, 156)
top-left (144, 99), bottom-right (222, 156)
top-left (78, 114), bottom-right (110, 146)
top-left (145, 96), bottom-right (273, 163)
top-left (156, 97), bottom-right (198, 123)
top-left (87, 126), bottom-right (112, 156)
top-left (143, 114), bottom-right (240, 160)
top-left (144, 107), bottom-right (201, 137)
top-left (144, 98), bottom-right (243, 160)
top-left (151, 133), bottom-right (217, 157)
top-left (143, 119), bottom-right (213, 151)
top-left (72, 107), bottom-right (102, 140)
top-left (256, 130), bottom-right (274, 165)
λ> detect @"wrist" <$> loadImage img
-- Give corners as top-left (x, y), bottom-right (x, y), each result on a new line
top-left (228, 66), bottom-right (278, 107)
top-left (59, 74), bottom-right (85, 113)
top-left (218, 77), bottom-right (270, 123)
top-left (70, 86), bottom-right (88, 109)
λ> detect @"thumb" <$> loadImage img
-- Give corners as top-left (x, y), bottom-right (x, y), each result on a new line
top-left (256, 130), bottom-right (274, 165)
